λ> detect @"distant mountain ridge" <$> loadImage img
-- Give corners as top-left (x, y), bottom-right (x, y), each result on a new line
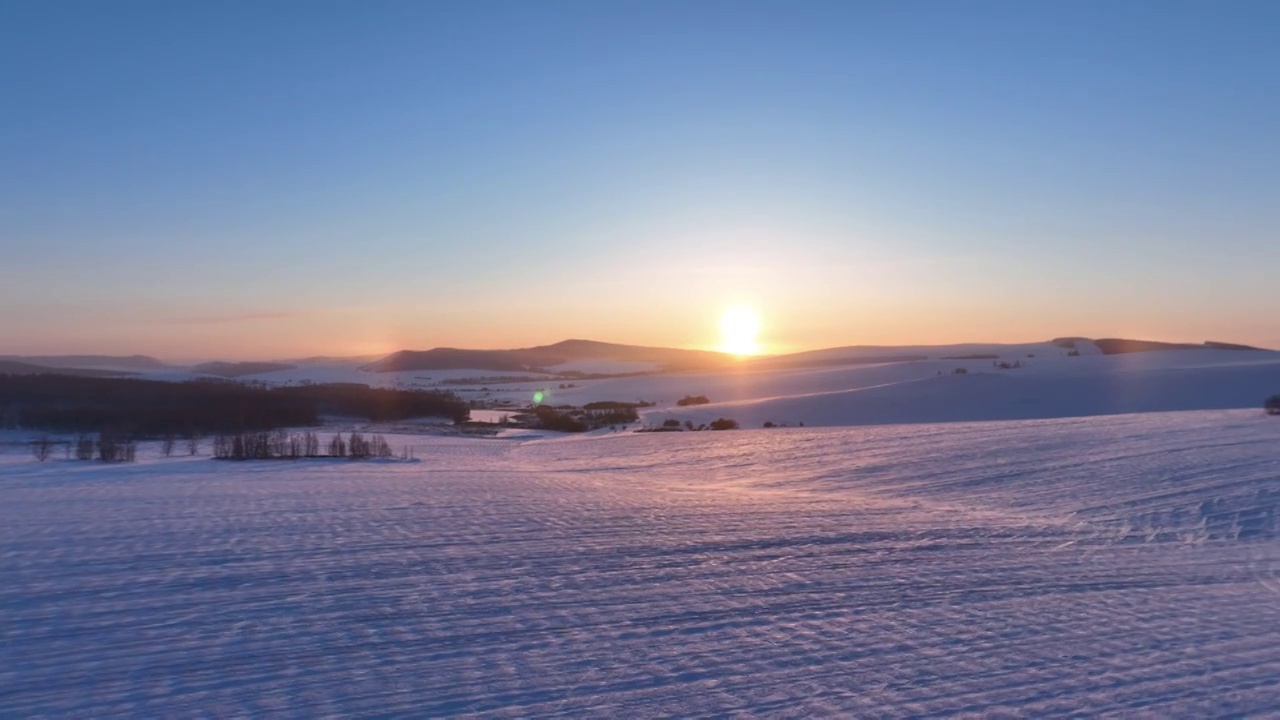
top-left (528, 340), bottom-right (730, 368)
top-left (289, 354), bottom-right (387, 365)
top-left (0, 360), bottom-right (135, 378)
top-left (0, 354), bottom-right (167, 371)
top-left (364, 339), bottom-right (732, 373)
top-left (733, 337), bottom-right (1272, 372)
top-left (364, 336), bottom-right (1272, 374)
top-left (6, 338), bottom-right (1269, 379)
top-left (192, 361), bottom-right (297, 378)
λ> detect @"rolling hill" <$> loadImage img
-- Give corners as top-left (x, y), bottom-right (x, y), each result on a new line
top-left (363, 339), bottom-right (733, 373)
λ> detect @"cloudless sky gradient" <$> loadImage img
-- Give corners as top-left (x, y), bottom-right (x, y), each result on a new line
top-left (2, 0), bottom-right (1278, 359)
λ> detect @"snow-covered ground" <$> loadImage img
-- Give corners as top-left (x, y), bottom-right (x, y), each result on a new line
top-left (3, 409), bottom-right (1280, 716)
top-left (137, 345), bottom-right (1280, 429)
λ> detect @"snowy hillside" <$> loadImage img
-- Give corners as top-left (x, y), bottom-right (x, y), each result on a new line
top-left (2, 410), bottom-right (1279, 716)
top-left (130, 345), bottom-right (1280, 431)
top-left (647, 351), bottom-right (1280, 429)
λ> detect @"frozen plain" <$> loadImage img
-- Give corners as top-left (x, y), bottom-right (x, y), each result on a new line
top-left (3, 409), bottom-right (1280, 716)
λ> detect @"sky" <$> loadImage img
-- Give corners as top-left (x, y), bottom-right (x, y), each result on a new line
top-left (2, 0), bottom-right (1278, 359)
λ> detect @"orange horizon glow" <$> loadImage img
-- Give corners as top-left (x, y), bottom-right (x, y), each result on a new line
top-left (4, 301), bottom-right (1277, 362)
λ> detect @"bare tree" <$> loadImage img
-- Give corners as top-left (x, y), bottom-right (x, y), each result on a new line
top-left (98, 435), bottom-right (120, 462)
top-left (161, 433), bottom-right (176, 457)
top-left (349, 432), bottom-right (368, 458)
top-left (31, 436), bottom-right (53, 462)
top-left (187, 435), bottom-right (200, 456)
top-left (75, 434), bottom-right (94, 460)
top-left (269, 430), bottom-right (289, 458)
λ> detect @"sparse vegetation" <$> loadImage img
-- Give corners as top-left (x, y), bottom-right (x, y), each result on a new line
top-left (677, 395), bottom-right (711, 406)
top-left (213, 430), bottom-right (395, 460)
top-left (578, 397), bottom-right (640, 425)
top-left (639, 416), bottom-right (743, 433)
top-left (637, 423), bottom-right (683, 433)
top-left (584, 405), bottom-right (640, 425)
top-left (1266, 395), bottom-right (1280, 416)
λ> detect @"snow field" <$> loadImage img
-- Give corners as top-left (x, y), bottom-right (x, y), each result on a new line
top-left (2, 410), bottom-right (1279, 716)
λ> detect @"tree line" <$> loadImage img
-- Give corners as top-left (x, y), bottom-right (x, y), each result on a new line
top-left (28, 430), bottom-right (412, 462)
top-left (0, 374), bottom-right (470, 437)
top-left (30, 433), bottom-right (141, 462)
top-left (213, 431), bottom-right (403, 460)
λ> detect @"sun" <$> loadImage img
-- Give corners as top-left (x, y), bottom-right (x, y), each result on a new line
top-left (719, 305), bottom-right (761, 357)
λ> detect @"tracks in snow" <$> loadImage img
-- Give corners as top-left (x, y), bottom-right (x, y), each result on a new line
top-left (2, 411), bottom-right (1279, 716)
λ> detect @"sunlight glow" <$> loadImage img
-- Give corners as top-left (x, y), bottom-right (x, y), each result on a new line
top-left (719, 306), bottom-right (761, 356)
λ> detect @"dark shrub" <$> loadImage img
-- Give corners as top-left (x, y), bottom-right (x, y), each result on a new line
top-left (532, 405), bottom-right (589, 432)
top-left (677, 395), bottom-right (711, 406)
top-left (1266, 395), bottom-right (1280, 416)
top-left (709, 418), bottom-right (739, 431)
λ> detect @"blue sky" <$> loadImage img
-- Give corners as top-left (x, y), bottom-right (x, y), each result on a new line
top-left (2, 0), bottom-right (1278, 358)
